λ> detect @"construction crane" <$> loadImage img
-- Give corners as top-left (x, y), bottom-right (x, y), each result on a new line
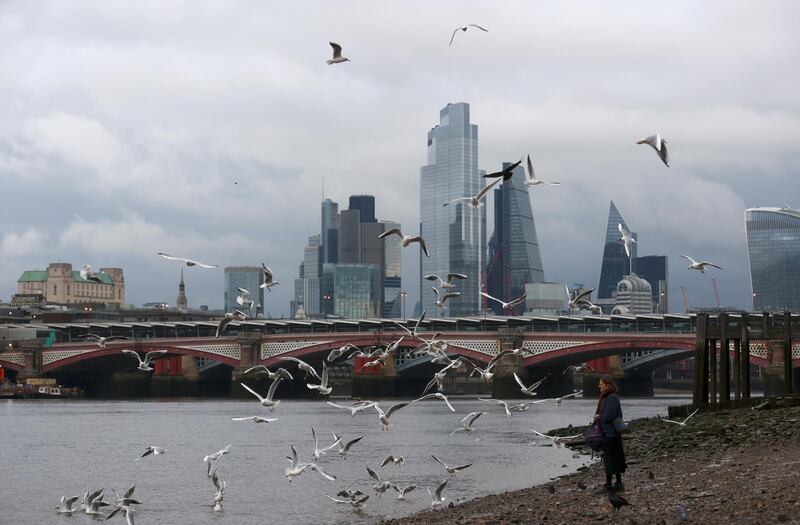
top-left (680, 286), bottom-right (689, 313)
top-left (711, 278), bottom-right (721, 309)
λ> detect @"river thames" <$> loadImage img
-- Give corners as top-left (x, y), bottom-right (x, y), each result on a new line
top-left (1, 395), bottom-right (686, 524)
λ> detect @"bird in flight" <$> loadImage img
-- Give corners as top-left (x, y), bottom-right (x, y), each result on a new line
top-left (525, 155), bottom-right (560, 187)
top-left (379, 228), bottom-right (429, 257)
top-left (681, 255), bottom-right (723, 273)
top-left (80, 265), bottom-right (104, 283)
top-left (122, 349), bottom-right (167, 371)
top-left (659, 408), bottom-right (700, 427)
top-left (157, 252), bottom-right (217, 268)
top-left (326, 42), bottom-right (350, 64)
top-left (424, 273), bottom-right (468, 290)
top-left (449, 24), bottom-right (489, 46)
top-left (480, 290), bottom-right (527, 312)
top-left (432, 287), bottom-right (460, 308)
top-left (260, 262), bottom-right (279, 291)
top-left (637, 134), bottom-right (669, 167)
top-left (483, 159), bottom-right (522, 181)
top-left (618, 223), bottom-right (637, 258)
top-left (443, 177), bottom-right (502, 209)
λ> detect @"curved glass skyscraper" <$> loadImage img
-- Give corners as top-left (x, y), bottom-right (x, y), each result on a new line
top-left (745, 207), bottom-right (800, 312)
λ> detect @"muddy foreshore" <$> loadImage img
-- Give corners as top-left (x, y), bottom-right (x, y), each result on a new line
top-left (383, 400), bottom-right (800, 525)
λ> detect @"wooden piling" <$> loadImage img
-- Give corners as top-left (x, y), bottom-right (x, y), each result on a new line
top-left (741, 313), bottom-right (750, 399)
top-left (719, 313), bottom-right (730, 402)
top-left (693, 313), bottom-right (708, 405)
top-left (784, 312), bottom-right (793, 395)
top-left (709, 338), bottom-right (717, 405)
top-left (733, 337), bottom-right (741, 400)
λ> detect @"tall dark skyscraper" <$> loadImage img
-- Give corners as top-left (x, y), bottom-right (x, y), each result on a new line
top-left (339, 209), bottom-right (362, 264)
top-left (746, 206), bottom-right (800, 311)
top-left (348, 195), bottom-right (376, 223)
top-left (634, 255), bottom-right (668, 313)
top-left (321, 198), bottom-right (339, 264)
top-left (597, 201), bottom-right (637, 300)
top-left (486, 161), bottom-right (545, 315)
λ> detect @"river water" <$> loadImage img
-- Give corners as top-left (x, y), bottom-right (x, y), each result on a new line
top-left (0, 394), bottom-right (688, 524)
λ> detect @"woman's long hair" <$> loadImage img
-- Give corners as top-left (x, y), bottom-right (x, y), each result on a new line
top-left (596, 374), bottom-right (619, 415)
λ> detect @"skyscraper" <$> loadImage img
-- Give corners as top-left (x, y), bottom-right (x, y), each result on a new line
top-left (382, 220), bottom-right (402, 317)
top-left (339, 209), bottom-right (361, 264)
top-left (420, 102), bottom-right (485, 316)
top-left (321, 198), bottom-right (340, 264)
top-left (597, 201), bottom-right (637, 302)
top-left (486, 161), bottom-right (545, 315)
top-left (224, 266), bottom-right (263, 315)
top-left (634, 255), bottom-right (668, 313)
top-left (348, 195), bottom-right (376, 223)
top-left (303, 235), bottom-right (322, 316)
top-left (745, 207), bottom-right (800, 311)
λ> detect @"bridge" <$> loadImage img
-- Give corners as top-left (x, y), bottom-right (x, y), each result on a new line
top-left (1, 312), bottom-right (798, 398)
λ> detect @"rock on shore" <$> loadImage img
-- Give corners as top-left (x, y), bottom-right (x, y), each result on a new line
top-left (383, 403), bottom-right (800, 524)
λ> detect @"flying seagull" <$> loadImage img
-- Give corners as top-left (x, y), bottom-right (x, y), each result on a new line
top-left (260, 262), bottom-right (279, 291)
top-left (204, 444), bottom-right (232, 464)
top-left (231, 416), bottom-right (279, 423)
top-left (478, 398), bottom-right (512, 418)
top-left (81, 334), bottom-right (128, 348)
top-left (391, 483), bottom-right (416, 500)
top-left (514, 372), bottom-right (549, 396)
top-left (236, 287), bottom-right (254, 312)
top-left (157, 252), bottom-right (217, 268)
top-left (525, 155), bottom-right (560, 187)
top-left (240, 377), bottom-right (285, 411)
top-left (326, 42), bottom-right (350, 64)
top-left (327, 494), bottom-right (369, 511)
top-left (393, 310), bottom-right (426, 338)
top-left (530, 428), bottom-right (582, 447)
top-left (681, 255), bottom-right (723, 273)
top-left (566, 286), bottom-right (597, 312)
top-left (660, 408), bottom-right (700, 427)
top-left (366, 465), bottom-right (393, 497)
top-left (443, 177), bottom-right (502, 209)
top-left (372, 401), bottom-right (410, 431)
top-left (135, 445), bottom-right (165, 460)
top-left (381, 455), bottom-right (405, 467)
top-left (326, 401), bottom-right (376, 418)
top-left (80, 265), bottom-right (104, 283)
top-left (307, 363), bottom-right (332, 395)
top-left (285, 444), bottom-right (336, 482)
top-left (312, 426), bottom-right (342, 460)
top-left (637, 134), bottom-right (669, 167)
top-left (483, 159), bottom-right (522, 181)
top-left (414, 392), bottom-right (456, 412)
top-left (618, 223), bottom-right (637, 258)
top-left (450, 411), bottom-right (484, 435)
top-left (379, 228), bottom-right (429, 257)
top-left (428, 480), bottom-right (448, 508)
top-left (480, 290), bottom-right (527, 312)
top-left (562, 363), bottom-right (594, 375)
top-left (211, 469), bottom-right (226, 512)
top-left (432, 287), bottom-right (461, 308)
top-left (333, 433), bottom-right (364, 459)
top-left (450, 24), bottom-right (488, 46)
top-left (280, 356), bottom-right (323, 382)
top-left (216, 309), bottom-right (247, 338)
top-left (122, 349), bottom-right (167, 371)
top-left (431, 455), bottom-right (472, 477)
top-left (424, 273), bottom-right (468, 290)
top-left (55, 496), bottom-right (80, 514)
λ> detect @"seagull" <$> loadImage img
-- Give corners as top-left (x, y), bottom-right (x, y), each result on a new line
top-left (333, 433), bottom-right (364, 459)
top-left (483, 159), bottom-right (522, 181)
top-left (514, 372), bottom-right (549, 396)
top-left (326, 42), bottom-right (350, 64)
top-left (562, 363), bottom-right (594, 375)
top-left (203, 444), bottom-right (232, 464)
top-left (55, 496), bottom-right (80, 514)
top-left (122, 349), bottom-right (167, 371)
top-left (618, 223), bottom-right (637, 258)
top-left (111, 485), bottom-right (141, 507)
top-left (240, 377), bottom-right (285, 412)
top-left (424, 273), bottom-right (468, 290)
top-left (240, 365), bottom-right (294, 381)
top-left (236, 287), bottom-right (254, 312)
top-left (216, 310), bottom-right (247, 338)
top-left (285, 444), bottom-right (337, 482)
top-left (480, 290), bottom-right (527, 312)
top-left (211, 469), bottom-right (225, 512)
top-left (379, 228), bottom-right (429, 257)
top-left (106, 504), bottom-right (136, 524)
top-left (680, 255), bottom-right (723, 273)
top-left (508, 401), bottom-right (542, 412)
top-left (450, 411), bottom-right (483, 435)
top-left (391, 483), bottom-right (417, 500)
top-left (566, 286), bottom-right (595, 311)
top-left (432, 287), bottom-right (460, 308)
top-left (157, 252), bottom-right (217, 268)
top-left (449, 23), bottom-right (488, 46)
top-left (478, 398), bottom-right (511, 418)
top-left (530, 428), bottom-right (582, 448)
top-left (81, 334), bottom-right (128, 348)
top-left (466, 360), bottom-right (495, 382)
top-left (488, 348), bottom-right (526, 367)
top-left (366, 465), bottom-right (393, 497)
top-left (231, 416), bottom-right (279, 423)
top-left (135, 446), bottom-right (165, 460)
top-left (281, 357), bottom-right (322, 381)
top-left (307, 362), bottom-right (332, 395)
top-left (81, 489), bottom-right (103, 512)
top-left (79, 264), bottom-right (104, 283)
top-left (525, 155), bottom-right (560, 187)
top-left (84, 493), bottom-right (109, 516)
top-left (637, 134), bottom-right (669, 167)
top-left (393, 311), bottom-right (427, 340)
top-left (373, 401), bottom-right (410, 431)
top-left (413, 392), bottom-right (456, 412)
top-left (326, 343), bottom-right (359, 364)
top-left (660, 408), bottom-right (700, 427)
top-left (542, 390), bottom-right (583, 406)
top-left (381, 455), bottom-right (405, 467)
top-left (327, 494), bottom-right (369, 511)
top-left (428, 479), bottom-right (448, 508)
top-left (312, 426), bottom-right (342, 460)
top-left (420, 371), bottom-right (446, 397)
top-left (431, 455), bottom-right (472, 477)
top-left (326, 401), bottom-right (376, 417)
top-left (260, 262), bottom-right (279, 291)
top-left (443, 177), bottom-right (502, 208)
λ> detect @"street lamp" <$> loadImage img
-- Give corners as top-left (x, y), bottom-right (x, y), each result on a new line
top-left (400, 290), bottom-right (408, 321)
top-left (323, 293), bottom-right (332, 318)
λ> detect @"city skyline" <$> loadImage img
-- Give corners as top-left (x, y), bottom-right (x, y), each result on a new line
top-left (2, 2), bottom-right (799, 315)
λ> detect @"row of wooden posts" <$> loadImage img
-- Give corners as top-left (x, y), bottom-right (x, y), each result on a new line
top-left (693, 312), bottom-right (795, 405)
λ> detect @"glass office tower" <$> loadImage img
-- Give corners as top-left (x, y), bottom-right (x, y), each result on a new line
top-left (486, 161), bottom-right (545, 315)
top-left (420, 102), bottom-right (485, 316)
top-left (321, 198), bottom-right (340, 264)
top-left (634, 255), bottom-right (668, 313)
top-left (598, 201), bottom-right (637, 300)
top-left (224, 266), bottom-right (264, 315)
top-left (745, 207), bottom-right (800, 311)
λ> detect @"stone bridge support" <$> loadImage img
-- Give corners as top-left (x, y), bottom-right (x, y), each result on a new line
top-left (15, 338), bottom-right (44, 383)
top-left (491, 329), bottom-right (576, 398)
top-left (231, 333), bottom-right (263, 398)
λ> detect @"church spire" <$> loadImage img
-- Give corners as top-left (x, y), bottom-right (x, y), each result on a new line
top-left (177, 269), bottom-right (187, 311)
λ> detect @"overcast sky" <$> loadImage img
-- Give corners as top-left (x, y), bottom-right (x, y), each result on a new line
top-left (1, 1), bottom-right (799, 315)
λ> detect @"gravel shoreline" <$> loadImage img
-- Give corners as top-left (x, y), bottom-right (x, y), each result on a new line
top-left (383, 401), bottom-right (800, 524)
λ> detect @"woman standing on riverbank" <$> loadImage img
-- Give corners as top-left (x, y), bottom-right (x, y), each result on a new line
top-left (595, 375), bottom-right (627, 490)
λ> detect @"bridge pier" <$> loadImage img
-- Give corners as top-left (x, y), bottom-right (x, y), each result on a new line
top-left (15, 338), bottom-right (45, 384)
top-left (764, 339), bottom-right (791, 397)
top-left (231, 333), bottom-right (263, 398)
top-left (617, 371), bottom-right (654, 397)
top-left (491, 328), bottom-right (526, 399)
top-left (352, 354), bottom-right (398, 398)
top-left (151, 355), bottom-right (200, 397)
